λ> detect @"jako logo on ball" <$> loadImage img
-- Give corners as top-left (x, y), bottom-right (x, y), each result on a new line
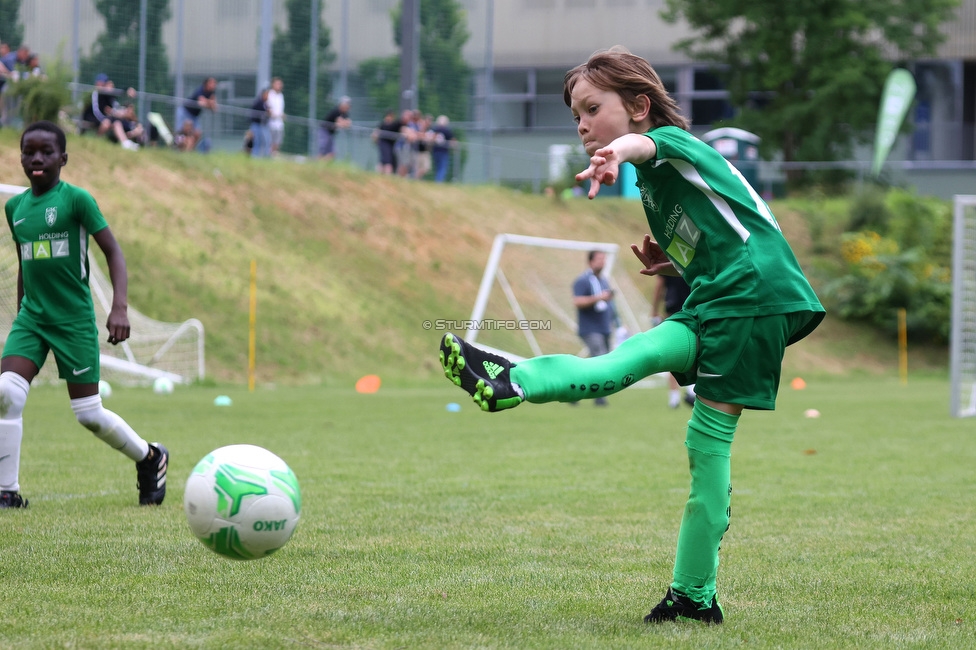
top-left (183, 444), bottom-right (301, 560)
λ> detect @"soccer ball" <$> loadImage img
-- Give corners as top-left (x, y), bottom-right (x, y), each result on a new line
top-left (153, 377), bottom-right (175, 395)
top-left (183, 444), bottom-right (302, 560)
top-left (98, 380), bottom-right (112, 398)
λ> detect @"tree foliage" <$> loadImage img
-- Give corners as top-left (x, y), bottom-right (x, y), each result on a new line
top-left (359, 0), bottom-right (471, 120)
top-left (662, 0), bottom-right (960, 163)
top-left (271, 0), bottom-right (335, 154)
top-left (79, 0), bottom-right (171, 96)
top-left (0, 0), bottom-right (24, 48)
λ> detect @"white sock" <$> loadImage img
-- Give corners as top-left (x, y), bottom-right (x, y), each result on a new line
top-left (669, 389), bottom-right (680, 408)
top-left (0, 372), bottom-right (30, 492)
top-left (71, 395), bottom-right (149, 462)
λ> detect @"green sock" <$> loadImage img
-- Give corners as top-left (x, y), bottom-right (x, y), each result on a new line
top-left (510, 321), bottom-right (696, 403)
top-left (671, 401), bottom-right (738, 605)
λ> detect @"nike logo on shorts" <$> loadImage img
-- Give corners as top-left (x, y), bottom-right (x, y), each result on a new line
top-left (72, 367), bottom-right (92, 376)
top-left (697, 370), bottom-right (723, 378)
top-left (12, 218), bottom-right (26, 226)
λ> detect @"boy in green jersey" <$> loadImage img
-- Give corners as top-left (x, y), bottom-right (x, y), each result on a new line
top-left (439, 48), bottom-right (824, 623)
top-left (0, 121), bottom-right (168, 508)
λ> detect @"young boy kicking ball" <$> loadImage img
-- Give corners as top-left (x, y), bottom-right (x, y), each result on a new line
top-left (439, 47), bottom-right (824, 624)
top-left (0, 121), bottom-right (168, 509)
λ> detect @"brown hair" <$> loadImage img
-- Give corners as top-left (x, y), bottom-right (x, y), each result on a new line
top-left (563, 46), bottom-right (689, 131)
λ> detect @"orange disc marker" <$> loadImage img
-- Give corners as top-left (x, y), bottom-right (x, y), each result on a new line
top-left (355, 374), bottom-right (381, 394)
top-left (790, 377), bottom-right (806, 390)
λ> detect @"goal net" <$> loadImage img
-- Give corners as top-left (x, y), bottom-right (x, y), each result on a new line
top-left (0, 183), bottom-right (205, 386)
top-left (950, 195), bottom-right (976, 417)
top-left (463, 233), bottom-right (665, 386)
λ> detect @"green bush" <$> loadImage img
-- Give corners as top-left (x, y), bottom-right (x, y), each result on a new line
top-left (822, 190), bottom-right (952, 343)
top-left (10, 76), bottom-right (72, 124)
top-left (7, 55), bottom-right (73, 125)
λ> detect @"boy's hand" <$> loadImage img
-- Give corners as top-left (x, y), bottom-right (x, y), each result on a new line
top-left (631, 235), bottom-right (679, 276)
top-left (106, 307), bottom-right (131, 345)
top-left (575, 146), bottom-right (621, 199)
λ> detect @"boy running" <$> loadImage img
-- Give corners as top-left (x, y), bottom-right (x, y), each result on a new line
top-left (0, 121), bottom-right (168, 509)
top-left (439, 47), bottom-right (824, 623)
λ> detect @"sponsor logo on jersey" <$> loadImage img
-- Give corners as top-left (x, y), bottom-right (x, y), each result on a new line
top-left (663, 206), bottom-right (700, 270)
top-left (21, 237), bottom-right (69, 261)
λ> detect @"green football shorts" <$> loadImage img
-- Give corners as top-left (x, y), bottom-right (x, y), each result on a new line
top-left (668, 310), bottom-right (820, 410)
top-left (2, 311), bottom-right (101, 383)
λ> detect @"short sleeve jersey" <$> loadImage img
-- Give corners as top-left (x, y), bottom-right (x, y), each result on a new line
top-left (573, 270), bottom-right (613, 336)
top-left (4, 182), bottom-right (108, 324)
top-left (634, 126), bottom-right (824, 341)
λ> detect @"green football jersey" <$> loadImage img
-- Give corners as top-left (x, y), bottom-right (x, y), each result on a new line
top-left (4, 181), bottom-right (108, 325)
top-left (634, 126), bottom-right (824, 338)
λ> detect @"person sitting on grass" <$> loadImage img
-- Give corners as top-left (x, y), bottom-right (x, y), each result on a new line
top-left (0, 120), bottom-right (169, 509)
top-left (437, 46), bottom-right (825, 625)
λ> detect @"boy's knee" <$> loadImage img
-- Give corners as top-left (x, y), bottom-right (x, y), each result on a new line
top-left (0, 372), bottom-right (30, 419)
top-left (72, 395), bottom-right (108, 433)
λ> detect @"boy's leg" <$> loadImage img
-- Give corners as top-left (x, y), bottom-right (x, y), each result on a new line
top-left (645, 400), bottom-right (736, 624)
top-left (0, 371), bottom-right (32, 501)
top-left (439, 320), bottom-right (696, 411)
top-left (671, 401), bottom-right (737, 604)
top-left (53, 321), bottom-right (168, 505)
top-left (0, 321), bottom-right (47, 507)
top-left (514, 320), bottom-right (696, 403)
top-left (70, 392), bottom-right (169, 506)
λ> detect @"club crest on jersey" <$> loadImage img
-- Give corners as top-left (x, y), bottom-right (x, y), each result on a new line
top-left (45, 207), bottom-right (57, 227)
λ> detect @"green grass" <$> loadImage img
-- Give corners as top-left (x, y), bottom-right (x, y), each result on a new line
top-left (2, 375), bottom-right (975, 648)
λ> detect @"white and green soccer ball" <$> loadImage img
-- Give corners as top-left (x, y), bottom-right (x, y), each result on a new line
top-left (153, 376), bottom-right (175, 395)
top-left (183, 444), bottom-right (301, 561)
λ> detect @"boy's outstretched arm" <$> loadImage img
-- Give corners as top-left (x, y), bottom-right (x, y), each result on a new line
top-left (92, 227), bottom-right (130, 345)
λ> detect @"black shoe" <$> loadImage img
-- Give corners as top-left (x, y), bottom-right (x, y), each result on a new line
top-left (136, 443), bottom-right (168, 506)
top-left (684, 392), bottom-right (696, 407)
top-left (644, 587), bottom-right (724, 624)
top-left (594, 397), bottom-right (609, 407)
top-left (439, 333), bottom-right (523, 412)
top-left (0, 490), bottom-right (28, 508)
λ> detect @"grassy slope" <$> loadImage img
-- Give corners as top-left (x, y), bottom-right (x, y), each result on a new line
top-left (0, 130), bottom-right (946, 386)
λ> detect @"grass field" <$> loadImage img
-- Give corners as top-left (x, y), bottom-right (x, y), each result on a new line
top-left (1, 374), bottom-right (974, 649)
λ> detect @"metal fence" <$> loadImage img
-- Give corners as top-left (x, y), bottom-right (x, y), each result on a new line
top-left (7, 0), bottom-right (976, 197)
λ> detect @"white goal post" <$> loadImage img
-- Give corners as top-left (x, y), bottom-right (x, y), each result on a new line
top-left (950, 195), bottom-right (976, 417)
top-left (0, 183), bottom-right (205, 385)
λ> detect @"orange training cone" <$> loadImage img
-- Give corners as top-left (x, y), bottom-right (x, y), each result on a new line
top-left (355, 374), bottom-right (382, 394)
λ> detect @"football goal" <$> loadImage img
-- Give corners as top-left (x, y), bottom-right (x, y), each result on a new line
top-left (950, 194), bottom-right (976, 417)
top-left (0, 183), bottom-right (205, 386)
top-left (464, 233), bottom-right (665, 386)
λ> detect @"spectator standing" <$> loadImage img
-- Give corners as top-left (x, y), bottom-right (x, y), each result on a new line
top-left (318, 96), bottom-right (351, 161)
top-left (179, 77), bottom-right (217, 152)
top-left (430, 115), bottom-right (457, 182)
top-left (372, 109), bottom-right (404, 175)
top-left (396, 109), bottom-right (418, 177)
top-left (572, 251), bottom-right (615, 407)
top-left (0, 43), bottom-right (15, 125)
top-left (266, 77), bottom-right (285, 156)
top-left (413, 114), bottom-right (433, 180)
top-left (248, 88), bottom-right (271, 158)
